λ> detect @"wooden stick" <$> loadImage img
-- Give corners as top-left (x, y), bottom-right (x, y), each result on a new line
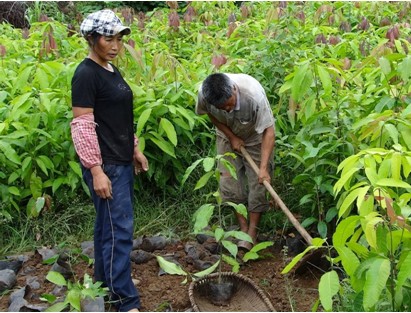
top-left (240, 146), bottom-right (313, 245)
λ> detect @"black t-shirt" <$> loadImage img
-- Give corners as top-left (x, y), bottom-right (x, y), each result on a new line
top-left (71, 58), bottom-right (134, 165)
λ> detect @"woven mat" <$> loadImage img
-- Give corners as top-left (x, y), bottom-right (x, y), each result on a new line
top-left (189, 272), bottom-right (276, 312)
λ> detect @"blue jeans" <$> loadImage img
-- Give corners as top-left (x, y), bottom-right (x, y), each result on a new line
top-left (82, 164), bottom-right (141, 311)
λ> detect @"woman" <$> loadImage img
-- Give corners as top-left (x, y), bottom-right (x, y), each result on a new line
top-left (70, 10), bottom-right (147, 312)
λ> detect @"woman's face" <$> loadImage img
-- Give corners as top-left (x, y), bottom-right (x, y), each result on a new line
top-left (91, 33), bottom-right (124, 62)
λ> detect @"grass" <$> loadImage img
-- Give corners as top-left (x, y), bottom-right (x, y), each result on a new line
top-left (0, 157), bottom-right (305, 258)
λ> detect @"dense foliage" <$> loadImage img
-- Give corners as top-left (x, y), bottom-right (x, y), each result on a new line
top-left (1, 2), bottom-right (411, 311)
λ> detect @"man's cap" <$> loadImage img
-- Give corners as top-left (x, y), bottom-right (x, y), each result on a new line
top-left (80, 9), bottom-right (131, 37)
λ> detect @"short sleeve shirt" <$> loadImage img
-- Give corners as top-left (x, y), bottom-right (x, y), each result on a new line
top-left (71, 58), bottom-right (134, 165)
top-left (195, 73), bottom-right (274, 146)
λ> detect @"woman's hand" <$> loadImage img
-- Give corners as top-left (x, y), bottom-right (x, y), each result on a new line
top-left (133, 148), bottom-right (149, 175)
top-left (90, 166), bottom-right (112, 199)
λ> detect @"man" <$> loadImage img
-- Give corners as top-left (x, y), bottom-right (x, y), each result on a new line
top-left (195, 73), bottom-right (275, 250)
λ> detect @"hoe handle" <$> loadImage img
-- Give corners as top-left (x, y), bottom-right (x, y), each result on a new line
top-left (240, 146), bottom-right (313, 245)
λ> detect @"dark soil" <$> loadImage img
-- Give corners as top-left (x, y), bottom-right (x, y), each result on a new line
top-left (0, 236), bottom-right (324, 312)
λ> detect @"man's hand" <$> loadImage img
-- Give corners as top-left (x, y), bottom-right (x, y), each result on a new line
top-left (230, 136), bottom-right (245, 152)
top-left (133, 148), bottom-right (149, 175)
top-left (258, 168), bottom-right (271, 184)
top-left (90, 166), bottom-right (112, 199)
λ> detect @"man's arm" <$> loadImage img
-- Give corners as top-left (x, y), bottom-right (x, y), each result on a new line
top-left (207, 113), bottom-right (245, 151)
top-left (259, 125), bottom-right (275, 183)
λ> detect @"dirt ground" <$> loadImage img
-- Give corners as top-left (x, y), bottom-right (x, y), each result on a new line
top-left (0, 235), bottom-right (324, 312)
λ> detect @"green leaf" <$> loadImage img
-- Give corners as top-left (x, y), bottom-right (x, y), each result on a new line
top-left (12, 66), bottom-right (33, 94)
top-left (339, 187), bottom-right (364, 218)
top-left (67, 289), bottom-right (81, 312)
top-left (281, 245), bottom-right (317, 274)
top-left (399, 55), bottom-right (411, 81)
top-left (193, 260), bottom-right (220, 279)
top-left (0, 140), bottom-right (21, 164)
top-left (379, 57), bottom-right (391, 75)
top-left (222, 255), bottom-right (240, 273)
top-left (40, 293), bottom-right (56, 304)
top-left (214, 227), bottom-right (224, 242)
top-left (376, 178), bottom-right (411, 189)
top-left (136, 108), bottom-right (152, 137)
top-left (385, 123), bottom-right (399, 144)
top-left (44, 301), bottom-right (67, 312)
top-left (159, 118), bottom-right (177, 146)
top-left (317, 65), bottom-right (332, 98)
top-left (68, 161), bottom-right (82, 177)
top-left (334, 167), bottom-right (360, 195)
top-left (301, 217), bottom-right (317, 228)
top-left (193, 204), bottom-right (214, 232)
top-left (364, 214), bottom-right (383, 249)
top-left (396, 251), bottom-right (411, 288)
top-left (317, 221), bottom-right (328, 238)
top-left (362, 257), bottom-right (390, 310)
top-left (335, 246), bottom-right (360, 277)
top-left (243, 241), bottom-right (274, 262)
top-left (222, 240), bottom-right (238, 258)
top-left (202, 157), bottom-right (215, 172)
top-left (224, 202), bottom-right (247, 218)
top-left (8, 186), bottom-right (20, 196)
top-left (149, 136), bottom-right (176, 158)
top-left (291, 62), bottom-right (312, 102)
top-left (333, 216), bottom-right (360, 246)
top-left (319, 270), bottom-right (340, 311)
top-left (181, 159), bottom-right (202, 186)
top-left (391, 152), bottom-right (401, 180)
top-left (224, 230), bottom-right (253, 242)
top-left (194, 171), bottom-right (214, 190)
top-left (156, 256), bottom-right (187, 276)
top-left (46, 271), bottom-right (67, 286)
top-left (219, 158), bottom-right (237, 179)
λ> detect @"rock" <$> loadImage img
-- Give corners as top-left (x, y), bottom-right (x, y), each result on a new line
top-left (50, 262), bottom-right (74, 279)
top-left (203, 241), bottom-right (219, 255)
top-left (0, 259), bottom-right (23, 274)
top-left (130, 250), bottom-right (154, 264)
top-left (81, 241), bottom-right (94, 258)
top-left (0, 269), bottom-right (16, 292)
top-left (193, 259), bottom-right (215, 271)
top-left (8, 287), bottom-right (28, 312)
top-left (51, 284), bottom-right (66, 297)
top-left (132, 237), bottom-right (143, 250)
top-left (26, 276), bottom-right (41, 289)
top-left (81, 241), bottom-right (94, 250)
top-left (36, 247), bottom-right (58, 262)
top-left (196, 233), bottom-right (212, 244)
top-left (140, 236), bottom-right (168, 252)
top-left (81, 296), bottom-right (105, 312)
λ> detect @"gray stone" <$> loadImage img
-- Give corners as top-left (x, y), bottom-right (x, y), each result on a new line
top-left (141, 235), bottom-right (168, 252)
top-left (0, 269), bottom-right (16, 292)
top-left (130, 250), bottom-right (154, 264)
top-left (36, 247), bottom-right (57, 262)
top-left (81, 296), bottom-right (105, 312)
top-left (26, 276), bottom-right (41, 289)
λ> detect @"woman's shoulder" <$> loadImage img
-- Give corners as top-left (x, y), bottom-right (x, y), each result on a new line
top-left (73, 59), bottom-right (97, 77)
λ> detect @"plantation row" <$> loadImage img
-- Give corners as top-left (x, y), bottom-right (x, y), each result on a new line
top-left (0, 2), bottom-right (411, 310)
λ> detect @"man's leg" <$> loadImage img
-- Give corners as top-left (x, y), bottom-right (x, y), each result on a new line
top-left (247, 212), bottom-right (262, 244)
top-left (216, 136), bottom-right (248, 231)
top-left (243, 144), bottom-right (274, 245)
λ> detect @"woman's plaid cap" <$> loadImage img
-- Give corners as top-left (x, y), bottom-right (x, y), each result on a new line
top-left (80, 10), bottom-right (131, 37)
